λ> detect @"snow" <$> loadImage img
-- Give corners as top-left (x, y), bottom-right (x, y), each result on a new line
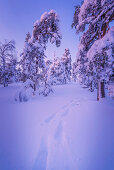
top-left (76, 0), bottom-right (114, 32)
top-left (0, 83), bottom-right (114, 170)
top-left (87, 26), bottom-right (114, 60)
top-left (34, 20), bottom-right (40, 27)
top-left (40, 12), bottom-right (48, 22)
top-left (77, 0), bottom-right (95, 29)
top-left (49, 9), bottom-right (56, 14)
top-left (15, 80), bottom-right (34, 102)
top-left (108, 83), bottom-right (114, 98)
top-left (50, 37), bottom-right (55, 44)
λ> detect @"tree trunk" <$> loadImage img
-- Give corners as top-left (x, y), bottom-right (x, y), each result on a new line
top-left (90, 81), bottom-right (94, 92)
top-left (97, 81), bottom-right (100, 101)
top-left (34, 83), bottom-right (36, 92)
top-left (101, 81), bottom-right (105, 98)
top-left (4, 80), bottom-right (6, 87)
top-left (3, 73), bottom-right (6, 87)
top-left (97, 81), bottom-right (105, 101)
top-left (3, 57), bottom-right (6, 87)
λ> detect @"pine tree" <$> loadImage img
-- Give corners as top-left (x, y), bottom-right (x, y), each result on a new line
top-left (33, 10), bottom-right (62, 47)
top-left (72, 0), bottom-right (114, 100)
top-left (48, 57), bottom-right (57, 85)
top-left (72, 61), bottom-right (78, 82)
top-left (48, 57), bottom-right (64, 85)
top-left (86, 27), bottom-right (114, 99)
top-left (21, 32), bottom-right (45, 91)
top-left (20, 32), bottom-right (31, 82)
top-left (48, 51), bottom-right (72, 86)
top-left (61, 48), bottom-right (72, 83)
top-left (18, 10), bottom-right (62, 101)
top-left (32, 10), bottom-right (62, 93)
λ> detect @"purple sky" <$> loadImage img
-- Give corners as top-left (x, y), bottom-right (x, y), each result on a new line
top-left (0, 0), bottom-right (82, 61)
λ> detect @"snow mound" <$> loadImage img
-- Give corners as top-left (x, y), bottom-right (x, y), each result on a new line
top-left (39, 83), bottom-right (53, 97)
top-left (15, 79), bottom-right (34, 102)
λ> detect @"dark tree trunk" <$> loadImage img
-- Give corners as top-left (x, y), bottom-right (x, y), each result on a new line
top-left (97, 81), bottom-right (100, 101)
top-left (90, 81), bottom-right (94, 92)
top-left (101, 81), bottom-right (105, 98)
top-left (97, 81), bottom-right (105, 101)
top-left (34, 83), bottom-right (36, 91)
top-left (3, 74), bottom-right (6, 87)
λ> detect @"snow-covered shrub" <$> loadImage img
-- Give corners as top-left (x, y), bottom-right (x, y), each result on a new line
top-left (24, 79), bottom-right (34, 89)
top-left (15, 79), bottom-right (34, 102)
top-left (39, 82), bottom-right (53, 96)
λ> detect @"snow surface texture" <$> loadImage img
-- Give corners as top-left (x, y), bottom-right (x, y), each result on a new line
top-left (87, 26), bottom-right (114, 60)
top-left (0, 83), bottom-right (114, 170)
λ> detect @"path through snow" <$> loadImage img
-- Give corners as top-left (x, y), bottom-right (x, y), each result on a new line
top-left (0, 83), bottom-right (114, 170)
top-left (33, 98), bottom-right (79, 169)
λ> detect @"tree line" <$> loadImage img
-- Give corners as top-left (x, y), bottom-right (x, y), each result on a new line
top-left (0, 0), bottom-right (113, 101)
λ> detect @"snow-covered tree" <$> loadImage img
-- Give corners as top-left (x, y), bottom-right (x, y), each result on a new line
top-left (87, 26), bottom-right (114, 100)
top-left (48, 51), bottom-right (72, 85)
top-left (33, 10), bottom-right (61, 92)
top-left (21, 32), bottom-right (45, 91)
top-left (61, 48), bottom-right (72, 83)
top-left (33, 10), bottom-right (62, 47)
top-left (0, 40), bottom-right (17, 87)
top-left (48, 57), bottom-right (62, 85)
top-left (16, 67), bottom-right (22, 82)
top-left (72, 0), bottom-right (113, 37)
top-left (72, 61), bottom-right (78, 82)
top-left (18, 10), bottom-right (62, 101)
top-left (72, 0), bottom-right (114, 100)
top-left (20, 32), bottom-right (32, 82)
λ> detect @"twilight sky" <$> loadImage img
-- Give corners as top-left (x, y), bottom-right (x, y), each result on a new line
top-left (0, 0), bottom-right (82, 61)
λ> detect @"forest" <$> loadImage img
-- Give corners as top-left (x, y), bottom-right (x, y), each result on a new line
top-left (0, 0), bottom-right (114, 170)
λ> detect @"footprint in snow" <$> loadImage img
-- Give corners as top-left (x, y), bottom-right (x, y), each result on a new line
top-left (44, 99), bottom-right (80, 126)
top-left (32, 137), bottom-right (48, 170)
top-left (46, 122), bottom-right (77, 170)
top-left (45, 113), bottom-right (56, 123)
top-left (54, 122), bottom-right (63, 142)
top-left (61, 109), bottom-right (69, 117)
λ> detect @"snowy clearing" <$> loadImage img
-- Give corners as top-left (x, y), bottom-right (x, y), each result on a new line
top-left (0, 83), bottom-right (114, 170)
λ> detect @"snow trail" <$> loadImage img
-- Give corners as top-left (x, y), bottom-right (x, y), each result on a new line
top-left (34, 98), bottom-right (79, 169)
top-left (33, 137), bottom-right (48, 170)
top-left (0, 83), bottom-right (114, 170)
top-left (44, 98), bottom-right (79, 124)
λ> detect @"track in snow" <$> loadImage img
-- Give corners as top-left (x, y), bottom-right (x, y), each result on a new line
top-left (33, 99), bottom-right (79, 170)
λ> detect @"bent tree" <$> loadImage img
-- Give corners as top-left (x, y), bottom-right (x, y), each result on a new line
top-left (21, 10), bottom-right (62, 94)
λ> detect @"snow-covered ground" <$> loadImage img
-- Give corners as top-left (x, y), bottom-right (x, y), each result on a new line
top-left (0, 83), bottom-right (114, 170)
